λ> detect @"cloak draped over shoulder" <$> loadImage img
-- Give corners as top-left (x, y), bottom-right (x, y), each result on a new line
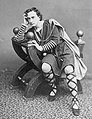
top-left (48, 19), bottom-right (87, 80)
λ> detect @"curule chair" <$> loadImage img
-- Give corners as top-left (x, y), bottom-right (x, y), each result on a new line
top-left (11, 27), bottom-right (84, 99)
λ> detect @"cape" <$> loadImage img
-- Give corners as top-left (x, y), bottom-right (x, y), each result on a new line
top-left (49, 19), bottom-right (87, 80)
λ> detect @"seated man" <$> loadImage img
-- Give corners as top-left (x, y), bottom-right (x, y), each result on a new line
top-left (15, 7), bottom-right (87, 116)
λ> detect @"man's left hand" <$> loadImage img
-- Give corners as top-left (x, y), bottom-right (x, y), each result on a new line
top-left (28, 40), bottom-right (43, 51)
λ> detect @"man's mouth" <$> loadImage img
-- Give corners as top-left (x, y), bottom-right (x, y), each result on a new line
top-left (29, 23), bottom-right (34, 25)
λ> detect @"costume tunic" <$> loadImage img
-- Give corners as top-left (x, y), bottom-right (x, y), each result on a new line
top-left (37, 20), bottom-right (74, 74)
top-left (16, 19), bottom-right (74, 76)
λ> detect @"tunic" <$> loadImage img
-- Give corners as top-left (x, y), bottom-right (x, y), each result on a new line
top-left (15, 19), bottom-right (74, 76)
top-left (15, 19), bottom-right (87, 80)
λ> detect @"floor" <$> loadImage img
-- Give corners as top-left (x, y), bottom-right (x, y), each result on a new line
top-left (0, 70), bottom-right (92, 119)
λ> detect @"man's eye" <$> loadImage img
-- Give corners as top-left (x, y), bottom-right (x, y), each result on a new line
top-left (32, 16), bottom-right (34, 19)
top-left (27, 17), bottom-right (30, 20)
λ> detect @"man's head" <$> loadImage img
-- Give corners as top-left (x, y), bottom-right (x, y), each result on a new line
top-left (24, 7), bottom-right (43, 27)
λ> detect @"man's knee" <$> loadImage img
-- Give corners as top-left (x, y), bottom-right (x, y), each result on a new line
top-left (42, 63), bottom-right (51, 73)
top-left (64, 65), bottom-right (74, 74)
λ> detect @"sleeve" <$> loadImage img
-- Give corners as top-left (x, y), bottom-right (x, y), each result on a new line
top-left (42, 25), bottom-right (60, 51)
top-left (15, 24), bottom-right (27, 41)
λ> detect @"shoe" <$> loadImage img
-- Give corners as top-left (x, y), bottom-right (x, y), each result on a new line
top-left (72, 107), bottom-right (80, 116)
top-left (48, 84), bottom-right (57, 102)
top-left (71, 98), bottom-right (80, 116)
top-left (48, 95), bottom-right (56, 102)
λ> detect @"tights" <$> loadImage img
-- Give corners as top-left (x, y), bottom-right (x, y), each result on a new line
top-left (64, 65), bottom-right (78, 109)
top-left (42, 63), bottom-right (57, 96)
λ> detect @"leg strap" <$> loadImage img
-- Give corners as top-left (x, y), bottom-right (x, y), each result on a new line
top-left (66, 73), bottom-right (80, 116)
top-left (66, 73), bottom-right (79, 107)
top-left (43, 69), bottom-right (54, 82)
top-left (43, 68), bottom-right (57, 97)
top-left (49, 83), bottom-right (57, 96)
top-left (66, 73), bottom-right (78, 98)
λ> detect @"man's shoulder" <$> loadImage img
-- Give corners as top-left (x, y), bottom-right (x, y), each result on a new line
top-left (44, 19), bottom-right (59, 28)
top-left (44, 19), bottom-right (57, 25)
top-left (43, 19), bottom-right (53, 30)
top-left (45, 19), bottom-right (64, 30)
top-left (44, 19), bottom-right (50, 25)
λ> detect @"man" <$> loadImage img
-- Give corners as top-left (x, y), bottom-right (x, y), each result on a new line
top-left (15, 7), bottom-right (87, 116)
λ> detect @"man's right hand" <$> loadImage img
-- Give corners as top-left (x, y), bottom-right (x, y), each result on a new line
top-left (23, 14), bottom-right (29, 27)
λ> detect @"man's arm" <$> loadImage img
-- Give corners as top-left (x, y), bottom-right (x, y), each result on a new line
top-left (15, 14), bottom-right (29, 42)
top-left (15, 24), bottom-right (27, 42)
top-left (41, 25), bottom-right (60, 51)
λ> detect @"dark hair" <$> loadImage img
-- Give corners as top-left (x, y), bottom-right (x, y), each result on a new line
top-left (24, 7), bottom-right (43, 20)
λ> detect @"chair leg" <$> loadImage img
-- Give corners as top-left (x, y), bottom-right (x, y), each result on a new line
top-left (77, 80), bottom-right (83, 94)
top-left (24, 73), bottom-right (43, 98)
top-left (10, 63), bottom-right (33, 89)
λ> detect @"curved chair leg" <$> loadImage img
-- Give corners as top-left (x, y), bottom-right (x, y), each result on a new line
top-left (77, 80), bottom-right (83, 94)
top-left (11, 63), bottom-right (34, 88)
top-left (12, 39), bottom-right (30, 62)
top-left (24, 72), bottom-right (43, 98)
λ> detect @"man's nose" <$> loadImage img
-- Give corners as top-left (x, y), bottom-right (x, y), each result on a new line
top-left (30, 18), bottom-right (33, 22)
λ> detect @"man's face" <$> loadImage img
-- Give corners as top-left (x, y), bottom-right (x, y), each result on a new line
top-left (27, 11), bottom-right (40, 27)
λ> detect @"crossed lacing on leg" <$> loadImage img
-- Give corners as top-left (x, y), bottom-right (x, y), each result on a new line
top-left (43, 70), bottom-right (54, 82)
top-left (43, 69), bottom-right (57, 97)
top-left (66, 73), bottom-right (79, 109)
top-left (42, 63), bottom-right (58, 101)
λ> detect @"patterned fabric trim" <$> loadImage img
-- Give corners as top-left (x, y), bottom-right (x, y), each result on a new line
top-left (42, 40), bottom-right (57, 51)
top-left (16, 24), bottom-right (27, 41)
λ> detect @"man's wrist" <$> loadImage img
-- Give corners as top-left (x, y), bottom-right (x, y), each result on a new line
top-left (39, 46), bottom-right (43, 51)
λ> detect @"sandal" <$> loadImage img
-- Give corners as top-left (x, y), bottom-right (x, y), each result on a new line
top-left (71, 98), bottom-right (80, 116)
top-left (48, 83), bottom-right (57, 102)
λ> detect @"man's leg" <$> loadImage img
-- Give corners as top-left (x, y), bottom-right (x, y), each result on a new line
top-left (64, 65), bottom-right (80, 116)
top-left (42, 63), bottom-right (57, 101)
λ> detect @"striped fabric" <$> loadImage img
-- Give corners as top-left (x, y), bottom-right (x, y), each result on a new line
top-left (15, 24), bottom-right (57, 51)
top-left (42, 40), bottom-right (57, 51)
top-left (16, 24), bottom-right (27, 41)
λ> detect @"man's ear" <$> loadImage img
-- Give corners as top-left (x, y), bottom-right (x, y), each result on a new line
top-left (38, 15), bottom-right (41, 20)
top-left (24, 13), bottom-right (27, 17)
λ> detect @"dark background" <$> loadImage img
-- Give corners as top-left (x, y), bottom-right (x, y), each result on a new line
top-left (0, 0), bottom-right (91, 76)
